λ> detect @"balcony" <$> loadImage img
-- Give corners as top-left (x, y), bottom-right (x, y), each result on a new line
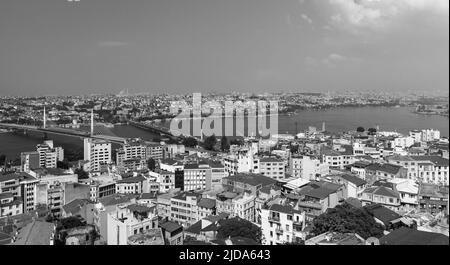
top-left (275, 227), bottom-right (284, 234)
top-left (268, 215), bottom-right (280, 223)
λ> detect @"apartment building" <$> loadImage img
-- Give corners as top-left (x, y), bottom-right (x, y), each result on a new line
top-left (361, 185), bottom-right (401, 210)
top-left (146, 143), bottom-right (164, 160)
top-left (222, 173), bottom-right (277, 195)
top-left (149, 169), bottom-right (175, 193)
top-left (259, 157), bottom-right (286, 180)
top-left (107, 204), bottom-right (159, 245)
top-left (36, 182), bottom-right (64, 218)
top-left (116, 138), bottom-right (147, 169)
top-left (182, 163), bottom-right (212, 191)
top-left (232, 192), bottom-right (256, 222)
top-left (116, 175), bottom-right (147, 195)
top-left (84, 138), bottom-right (112, 172)
top-left (386, 155), bottom-right (449, 185)
top-left (0, 172), bottom-right (39, 213)
top-left (334, 174), bottom-right (367, 199)
top-left (260, 204), bottom-right (306, 245)
top-left (365, 163), bottom-right (407, 180)
top-left (209, 162), bottom-right (226, 191)
top-left (322, 148), bottom-right (355, 170)
top-left (94, 194), bottom-right (138, 242)
top-left (36, 140), bottom-right (64, 169)
top-left (170, 192), bottom-right (202, 227)
top-left (0, 193), bottom-right (23, 218)
top-left (290, 155), bottom-right (329, 181)
top-left (20, 151), bottom-right (40, 172)
top-left (197, 197), bottom-right (216, 219)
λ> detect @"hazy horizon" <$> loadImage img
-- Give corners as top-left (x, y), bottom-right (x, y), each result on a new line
top-left (0, 0), bottom-right (449, 96)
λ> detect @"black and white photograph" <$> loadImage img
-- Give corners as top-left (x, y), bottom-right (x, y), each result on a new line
top-left (0, 0), bottom-right (448, 259)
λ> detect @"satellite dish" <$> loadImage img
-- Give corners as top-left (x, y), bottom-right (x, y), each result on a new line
top-left (365, 237), bottom-right (380, 245)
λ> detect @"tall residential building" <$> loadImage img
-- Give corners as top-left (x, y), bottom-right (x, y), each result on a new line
top-left (146, 143), bottom-right (164, 160)
top-left (170, 192), bottom-right (202, 227)
top-left (35, 140), bottom-right (64, 169)
top-left (421, 129), bottom-right (440, 142)
top-left (259, 157), bottom-right (286, 180)
top-left (116, 138), bottom-right (147, 168)
top-left (84, 138), bottom-right (112, 172)
top-left (20, 151), bottom-right (40, 172)
top-left (289, 155), bottom-right (329, 181)
top-left (0, 172), bottom-right (39, 213)
top-left (182, 163), bottom-right (212, 191)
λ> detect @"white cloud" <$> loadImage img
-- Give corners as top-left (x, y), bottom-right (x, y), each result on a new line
top-left (301, 14), bottom-right (313, 24)
top-left (306, 53), bottom-right (362, 68)
top-left (328, 0), bottom-right (448, 33)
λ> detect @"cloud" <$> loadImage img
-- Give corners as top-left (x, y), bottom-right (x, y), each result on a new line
top-left (97, 41), bottom-right (129, 47)
top-left (306, 53), bottom-right (362, 67)
top-left (301, 14), bottom-right (313, 24)
top-left (327, 0), bottom-right (449, 33)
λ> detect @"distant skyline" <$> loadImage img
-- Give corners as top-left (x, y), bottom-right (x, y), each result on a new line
top-left (0, 0), bottom-right (448, 96)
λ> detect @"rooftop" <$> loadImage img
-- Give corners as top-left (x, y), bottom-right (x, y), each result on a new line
top-left (339, 174), bottom-right (367, 187)
top-left (159, 221), bottom-right (182, 233)
top-left (224, 173), bottom-right (277, 188)
top-left (364, 204), bottom-right (402, 226)
top-left (127, 228), bottom-right (164, 245)
top-left (99, 194), bottom-right (137, 207)
top-left (380, 227), bottom-right (449, 245)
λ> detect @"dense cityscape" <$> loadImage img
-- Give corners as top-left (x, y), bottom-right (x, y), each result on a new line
top-left (0, 92), bottom-right (448, 246)
top-left (0, 0), bottom-right (449, 255)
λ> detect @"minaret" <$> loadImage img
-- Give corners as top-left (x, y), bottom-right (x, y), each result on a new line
top-left (91, 109), bottom-right (94, 136)
top-left (322, 122), bottom-right (326, 132)
top-left (43, 107), bottom-right (47, 129)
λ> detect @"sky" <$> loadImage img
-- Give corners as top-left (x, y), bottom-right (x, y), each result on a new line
top-left (0, 0), bottom-right (448, 96)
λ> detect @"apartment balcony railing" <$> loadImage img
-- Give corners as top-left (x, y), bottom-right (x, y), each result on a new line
top-left (268, 215), bottom-right (280, 223)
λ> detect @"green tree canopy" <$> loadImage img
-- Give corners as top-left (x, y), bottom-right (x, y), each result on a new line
top-left (147, 158), bottom-right (156, 171)
top-left (74, 168), bottom-right (89, 180)
top-left (311, 203), bottom-right (384, 239)
top-left (217, 217), bottom-right (262, 243)
top-left (203, 135), bottom-right (217, 151)
top-left (368, 128), bottom-right (377, 135)
top-left (182, 137), bottom-right (198, 148)
top-left (356, 127), bottom-right (365, 133)
top-left (220, 136), bottom-right (230, 152)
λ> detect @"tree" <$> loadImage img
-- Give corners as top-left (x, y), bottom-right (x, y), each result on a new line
top-left (311, 203), bottom-right (384, 239)
top-left (74, 168), bottom-right (89, 180)
top-left (203, 135), bottom-right (217, 151)
top-left (0, 154), bottom-right (5, 165)
top-left (217, 217), bottom-right (262, 243)
top-left (147, 158), bottom-right (156, 171)
top-left (289, 145), bottom-right (299, 154)
top-left (220, 136), bottom-right (230, 152)
top-left (368, 128), bottom-right (377, 135)
top-left (356, 127), bottom-right (365, 133)
top-left (182, 137), bottom-right (198, 148)
top-left (57, 159), bottom-right (70, 170)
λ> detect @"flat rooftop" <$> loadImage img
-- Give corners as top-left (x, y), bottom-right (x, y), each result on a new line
top-left (127, 228), bottom-right (164, 245)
